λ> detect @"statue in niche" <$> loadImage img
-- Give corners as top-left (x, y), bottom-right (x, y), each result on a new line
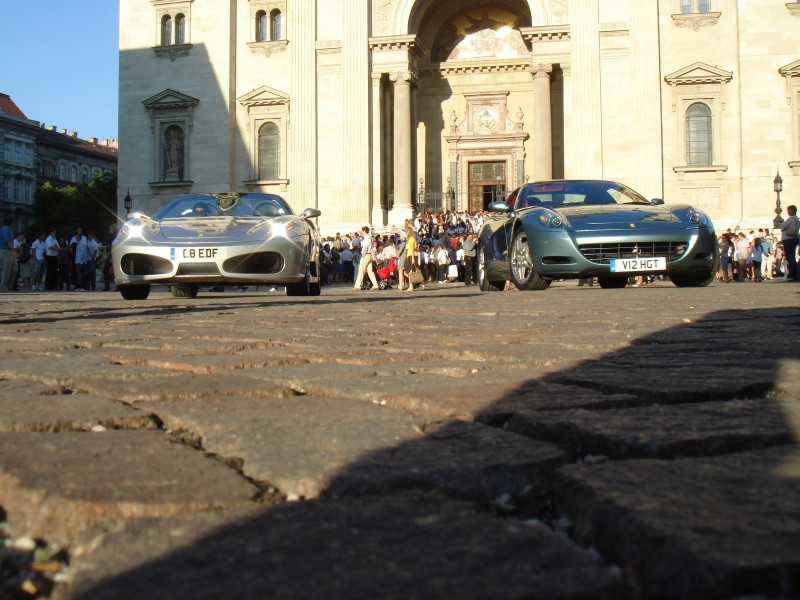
top-left (162, 125), bottom-right (184, 181)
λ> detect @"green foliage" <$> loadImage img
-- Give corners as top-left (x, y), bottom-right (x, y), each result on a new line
top-left (32, 172), bottom-right (118, 240)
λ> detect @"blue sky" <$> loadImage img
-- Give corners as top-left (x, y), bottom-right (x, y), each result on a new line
top-left (1, 0), bottom-right (119, 141)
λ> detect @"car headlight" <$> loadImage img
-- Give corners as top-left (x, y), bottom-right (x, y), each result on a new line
top-left (684, 207), bottom-right (713, 229)
top-left (537, 209), bottom-right (568, 229)
top-left (117, 219), bottom-right (145, 242)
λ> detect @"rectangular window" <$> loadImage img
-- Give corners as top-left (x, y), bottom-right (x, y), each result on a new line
top-left (14, 141), bottom-right (22, 163)
top-left (25, 145), bottom-right (32, 166)
top-left (681, 0), bottom-right (692, 13)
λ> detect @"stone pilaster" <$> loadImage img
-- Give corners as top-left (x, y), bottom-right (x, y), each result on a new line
top-left (569, 0), bottom-right (602, 178)
top-left (343, 0), bottom-right (370, 222)
top-left (532, 62), bottom-right (553, 181)
top-left (289, 2), bottom-right (316, 210)
top-left (630, 0), bottom-right (663, 198)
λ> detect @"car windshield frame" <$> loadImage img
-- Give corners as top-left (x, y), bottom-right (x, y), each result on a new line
top-left (510, 180), bottom-right (651, 211)
top-left (152, 193), bottom-right (294, 220)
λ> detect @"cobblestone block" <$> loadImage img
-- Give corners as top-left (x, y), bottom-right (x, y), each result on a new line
top-left (0, 430), bottom-right (260, 547)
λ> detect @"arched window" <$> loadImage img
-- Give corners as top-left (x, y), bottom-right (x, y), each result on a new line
top-left (59, 163), bottom-right (66, 180)
top-left (175, 14), bottom-right (186, 44)
top-left (256, 10), bottom-right (268, 42)
top-left (258, 122), bottom-right (280, 180)
top-left (686, 103), bottom-right (712, 166)
top-left (161, 15), bottom-right (173, 46)
top-left (270, 9), bottom-right (282, 41)
top-left (81, 167), bottom-right (90, 183)
top-left (70, 165), bottom-right (78, 182)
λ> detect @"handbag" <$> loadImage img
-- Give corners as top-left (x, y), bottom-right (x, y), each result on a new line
top-left (409, 265), bottom-right (424, 285)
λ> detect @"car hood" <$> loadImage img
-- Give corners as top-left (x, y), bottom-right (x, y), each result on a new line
top-left (154, 217), bottom-right (281, 241)
top-left (554, 205), bottom-right (682, 229)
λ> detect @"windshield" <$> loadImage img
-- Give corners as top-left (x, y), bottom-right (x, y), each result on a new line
top-left (152, 193), bottom-right (293, 220)
top-left (510, 181), bottom-right (650, 210)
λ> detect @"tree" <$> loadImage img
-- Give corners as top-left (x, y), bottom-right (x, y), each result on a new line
top-left (33, 172), bottom-right (117, 239)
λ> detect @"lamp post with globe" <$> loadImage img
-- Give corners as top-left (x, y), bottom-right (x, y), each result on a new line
top-left (773, 170), bottom-right (784, 229)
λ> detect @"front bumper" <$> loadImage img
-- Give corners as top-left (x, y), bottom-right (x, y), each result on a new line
top-left (525, 224), bottom-right (717, 279)
top-left (113, 236), bottom-right (313, 286)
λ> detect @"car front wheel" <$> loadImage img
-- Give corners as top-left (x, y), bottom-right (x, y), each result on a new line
top-left (509, 229), bottom-right (550, 290)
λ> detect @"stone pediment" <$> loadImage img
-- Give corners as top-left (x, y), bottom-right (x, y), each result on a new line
top-left (238, 85), bottom-right (290, 107)
top-left (664, 62), bottom-right (733, 86)
top-left (779, 59), bottom-right (800, 78)
top-left (142, 89), bottom-right (199, 110)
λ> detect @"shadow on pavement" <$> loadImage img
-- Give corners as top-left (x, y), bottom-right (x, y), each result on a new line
top-left (66, 306), bottom-right (800, 600)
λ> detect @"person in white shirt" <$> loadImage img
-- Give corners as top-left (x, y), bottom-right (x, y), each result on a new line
top-left (44, 229), bottom-right (60, 291)
top-left (31, 232), bottom-right (46, 291)
top-left (352, 226), bottom-right (379, 291)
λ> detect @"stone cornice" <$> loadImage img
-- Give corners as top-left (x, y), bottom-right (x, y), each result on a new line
top-left (670, 12), bottom-right (721, 31)
top-left (519, 25), bottom-right (570, 43)
top-left (779, 59), bottom-right (800, 78)
top-left (434, 57), bottom-right (532, 76)
top-left (369, 34), bottom-right (427, 58)
top-left (152, 43), bottom-right (193, 61)
top-left (787, 3), bottom-right (800, 17)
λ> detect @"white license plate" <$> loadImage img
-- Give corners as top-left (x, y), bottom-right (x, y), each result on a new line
top-left (170, 247), bottom-right (224, 261)
top-left (609, 257), bottom-right (666, 273)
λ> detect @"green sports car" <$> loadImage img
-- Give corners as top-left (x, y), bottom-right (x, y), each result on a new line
top-left (477, 179), bottom-right (719, 291)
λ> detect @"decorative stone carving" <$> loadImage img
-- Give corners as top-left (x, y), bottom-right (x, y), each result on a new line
top-left (787, 3), bottom-right (800, 17)
top-left (247, 40), bottom-right (289, 56)
top-left (152, 43), bottom-right (193, 61)
top-left (671, 12), bottom-right (721, 31)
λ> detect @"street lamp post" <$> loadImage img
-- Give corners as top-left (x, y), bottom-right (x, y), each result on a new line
top-left (123, 188), bottom-right (133, 215)
top-left (773, 170), bottom-right (784, 229)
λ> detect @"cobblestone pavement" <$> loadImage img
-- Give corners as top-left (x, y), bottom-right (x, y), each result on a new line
top-left (0, 280), bottom-right (798, 599)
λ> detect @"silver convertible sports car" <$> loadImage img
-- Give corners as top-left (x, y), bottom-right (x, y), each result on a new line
top-left (478, 179), bottom-right (719, 291)
top-left (112, 192), bottom-right (322, 300)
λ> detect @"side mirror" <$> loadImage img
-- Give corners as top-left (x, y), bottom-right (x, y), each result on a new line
top-left (487, 202), bottom-right (511, 213)
top-left (650, 198), bottom-right (665, 206)
top-left (301, 208), bottom-right (322, 219)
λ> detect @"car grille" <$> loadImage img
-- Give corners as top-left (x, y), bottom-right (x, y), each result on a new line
top-left (120, 253), bottom-right (173, 276)
top-left (579, 241), bottom-right (688, 264)
top-left (223, 252), bottom-right (284, 274)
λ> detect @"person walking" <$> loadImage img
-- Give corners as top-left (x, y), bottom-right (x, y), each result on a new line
top-left (352, 226), bottom-right (379, 291)
top-left (44, 229), bottom-right (60, 291)
top-left (779, 204), bottom-right (799, 281)
top-left (0, 216), bottom-right (17, 292)
top-left (462, 233), bottom-right (477, 285)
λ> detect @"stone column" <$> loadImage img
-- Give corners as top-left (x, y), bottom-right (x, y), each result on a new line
top-left (289, 2), bottom-right (316, 209)
top-left (389, 70), bottom-right (415, 223)
top-left (532, 63), bottom-right (553, 181)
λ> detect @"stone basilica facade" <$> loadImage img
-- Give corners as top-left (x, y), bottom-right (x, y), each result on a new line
top-left (118, 0), bottom-right (800, 233)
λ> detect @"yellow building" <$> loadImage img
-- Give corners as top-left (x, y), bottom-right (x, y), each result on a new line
top-left (118, 0), bottom-right (800, 233)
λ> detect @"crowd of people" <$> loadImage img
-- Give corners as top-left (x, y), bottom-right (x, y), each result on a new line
top-left (318, 210), bottom-right (489, 292)
top-left (0, 217), bottom-right (118, 293)
top-left (717, 204), bottom-right (800, 283)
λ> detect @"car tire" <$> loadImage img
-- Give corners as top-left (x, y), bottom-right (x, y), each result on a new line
top-left (597, 276), bottom-right (628, 289)
top-left (478, 244), bottom-right (504, 292)
top-left (118, 284), bottom-right (151, 300)
top-left (170, 285), bottom-right (199, 298)
top-left (509, 228), bottom-right (550, 291)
